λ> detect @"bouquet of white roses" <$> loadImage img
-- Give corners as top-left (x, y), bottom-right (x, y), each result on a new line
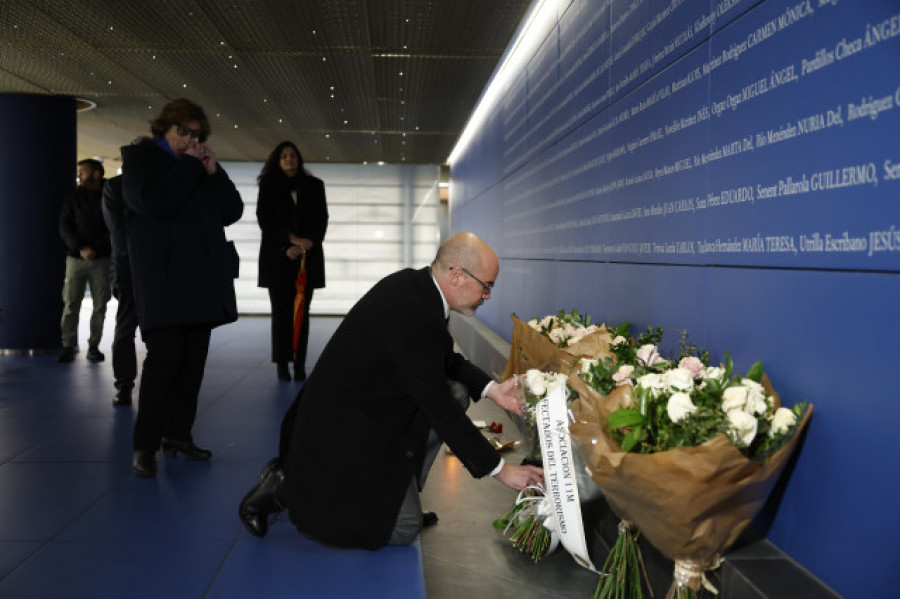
top-left (527, 309), bottom-right (606, 347)
top-left (579, 328), bottom-right (708, 397)
top-left (502, 312), bottom-right (615, 382)
top-left (492, 369), bottom-right (568, 562)
top-left (569, 352), bottom-right (812, 599)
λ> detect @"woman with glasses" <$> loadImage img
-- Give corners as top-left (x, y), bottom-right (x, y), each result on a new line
top-left (256, 141), bottom-right (328, 382)
top-left (121, 98), bottom-right (244, 477)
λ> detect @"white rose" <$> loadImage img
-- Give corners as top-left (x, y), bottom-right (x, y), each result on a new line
top-left (744, 394), bottom-right (769, 416)
top-left (721, 386), bottom-right (748, 412)
top-left (611, 335), bottom-right (628, 346)
top-left (612, 364), bottom-right (635, 387)
top-left (769, 407), bottom-right (797, 437)
top-left (579, 358), bottom-right (599, 374)
top-left (525, 369), bottom-right (544, 392)
top-left (663, 368), bottom-right (695, 392)
top-left (703, 366), bottom-right (725, 381)
top-left (539, 315), bottom-right (554, 328)
top-left (636, 373), bottom-right (665, 396)
top-left (527, 319), bottom-right (541, 330)
top-left (546, 373), bottom-right (568, 393)
top-left (740, 378), bottom-right (765, 395)
top-left (726, 409), bottom-right (758, 446)
top-left (666, 392), bottom-right (697, 423)
top-left (548, 327), bottom-right (566, 345)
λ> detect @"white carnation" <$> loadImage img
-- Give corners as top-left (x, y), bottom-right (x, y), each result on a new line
top-left (663, 368), bottom-right (695, 392)
top-left (579, 358), bottom-right (599, 374)
top-left (721, 386), bottom-right (749, 412)
top-left (636, 373), bottom-right (665, 397)
top-left (726, 410), bottom-right (758, 446)
top-left (666, 392), bottom-right (697, 423)
top-left (769, 407), bottom-right (797, 437)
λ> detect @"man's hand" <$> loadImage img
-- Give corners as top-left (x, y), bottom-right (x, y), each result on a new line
top-left (79, 247), bottom-right (96, 260)
top-left (485, 377), bottom-right (524, 417)
top-left (286, 245), bottom-right (303, 260)
top-left (493, 463), bottom-right (544, 491)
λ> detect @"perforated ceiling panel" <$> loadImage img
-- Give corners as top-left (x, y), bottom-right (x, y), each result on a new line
top-left (0, 0), bottom-right (531, 165)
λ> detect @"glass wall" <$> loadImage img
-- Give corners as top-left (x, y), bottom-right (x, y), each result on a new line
top-left (222, 162), bottom-right (443, 315)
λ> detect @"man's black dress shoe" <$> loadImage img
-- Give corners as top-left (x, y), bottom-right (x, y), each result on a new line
top-left (161, 439), bottom-right (212, 460)
top-left (276, 363), bottom-right (291, 381)
top-left (423, 511), bottom-right (439, 527)
top-left (239, 458), bottom-right (285, 537)
top-left (86, 346), bottom-right (105, 362)
top-left (294, 366), bottom-right (306, 381)
top-left (112, 387), bottom-right (132, 406)
top-left (133, 450), bottom-right (157, 477)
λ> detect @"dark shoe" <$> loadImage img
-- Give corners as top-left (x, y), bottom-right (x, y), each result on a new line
top-left (276, 363), bottom-right (291, 381)
top-left (57, 346), bottom-right (76, 363)
top-left (161, 439), bottom-right (212, 460)
top-left (133, 450), bottom-right (157, 477)
top-left (112, 387), bottom-right (132, 406)
top-left (239, 460), bottom-right (285, 537)
top-left (423, 511), bottom-right (439, 527)
top-left (86, 346), bottom-right (105, 362)
top-left (294, 366), bottom-right (306, 381)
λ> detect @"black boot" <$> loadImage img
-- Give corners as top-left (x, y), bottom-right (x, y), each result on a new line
top-left (239, 458), bottom-right (285, 537)
top-left (133, 450), bottom-right (157, 477)
top-left (276, 363), bottom-right (291, 381)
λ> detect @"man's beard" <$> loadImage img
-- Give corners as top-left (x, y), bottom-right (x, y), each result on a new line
top-left (458, 299), bottom-right (484, 316)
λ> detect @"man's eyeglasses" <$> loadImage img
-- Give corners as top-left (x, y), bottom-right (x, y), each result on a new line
top-left (456, 266), bottom-right (494, 295)
top-left (176, 124), bottom-right (202, 140)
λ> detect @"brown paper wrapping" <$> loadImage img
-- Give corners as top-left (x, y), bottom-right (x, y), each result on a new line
top-left (567, 374), bottom-right (813, 567)
top-left (501, 315), bottom-right (616, 379)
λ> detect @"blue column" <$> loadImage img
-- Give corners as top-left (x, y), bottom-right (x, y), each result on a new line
top-left (0, 94), bottom-right (76, 353)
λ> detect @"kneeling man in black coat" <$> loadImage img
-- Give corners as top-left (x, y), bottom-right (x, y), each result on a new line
top-left (240, 232), bottom-right (544, 548)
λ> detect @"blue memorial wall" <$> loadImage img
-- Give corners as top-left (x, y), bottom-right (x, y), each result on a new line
top-left (449, 1), bottom-right (900, 596)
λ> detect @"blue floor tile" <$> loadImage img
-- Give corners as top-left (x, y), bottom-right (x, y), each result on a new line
top-left (0, 314), bottom-right (425, 599)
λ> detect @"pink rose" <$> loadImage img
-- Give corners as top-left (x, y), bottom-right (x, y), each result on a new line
top-left (678, 356), bottom-right (705, 379)
top-left (636, 344), bottom-right (662, 366)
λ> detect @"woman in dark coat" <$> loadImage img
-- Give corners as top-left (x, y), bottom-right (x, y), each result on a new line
top-left (121, 98), bottom-right (244, 476)
top-left (256, 141), bottom-right (328, 381)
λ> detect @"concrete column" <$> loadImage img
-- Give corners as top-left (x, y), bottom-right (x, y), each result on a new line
top-left (0, 93), bottom-right (76, 353)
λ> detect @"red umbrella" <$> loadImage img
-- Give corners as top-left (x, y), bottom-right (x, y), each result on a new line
top-left (292, 249), bottom-right (308, 353)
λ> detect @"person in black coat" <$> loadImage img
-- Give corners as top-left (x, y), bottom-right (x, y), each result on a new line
top-left (256, 141), bottom-right (328, 381)
top-left (239, 233), bottom-right (544, 549)
top-left (121, 98), bottom-right (244, 477)
top-left (101, 175), bottom-right (140, 406)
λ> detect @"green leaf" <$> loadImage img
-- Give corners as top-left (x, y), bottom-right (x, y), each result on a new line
top-left (621, 425), bottom-right (643, 452)
top-left (724, 351), bottom-right (734, 380)
top-left (746, 361), bottom-right (764, 382)
top-left (609, 408), bottom-right (644, 430)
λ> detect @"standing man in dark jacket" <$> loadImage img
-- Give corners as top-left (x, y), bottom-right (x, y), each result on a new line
top-left (102, 175), bottom-right (139, 406)
top-left (239, 233), bottom-right (544, 548)
top-left (121, 98), bottom-right (244, 477)
top-left (57, 158), bottom-right (111, 363)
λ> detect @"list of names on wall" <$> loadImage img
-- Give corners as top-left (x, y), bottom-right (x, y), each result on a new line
top-left (469, 0), bottom-right (900, 270)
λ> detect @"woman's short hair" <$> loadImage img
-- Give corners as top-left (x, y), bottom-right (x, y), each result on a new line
top-left (150, 98), bottom-right (211, 142)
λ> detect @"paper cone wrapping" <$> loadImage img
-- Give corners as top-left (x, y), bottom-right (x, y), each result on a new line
top-left (501, 315), bottom-right (616, 380)
top-left (568, 374), bottom-right (813, 567)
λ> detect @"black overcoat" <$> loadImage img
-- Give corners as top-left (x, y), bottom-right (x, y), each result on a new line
top-left (280, 267), bottom-right (501, 549)
top-left (256, 174), bottom-right (328, 290)
top-left (120, 139), bottom-right (244, 332)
